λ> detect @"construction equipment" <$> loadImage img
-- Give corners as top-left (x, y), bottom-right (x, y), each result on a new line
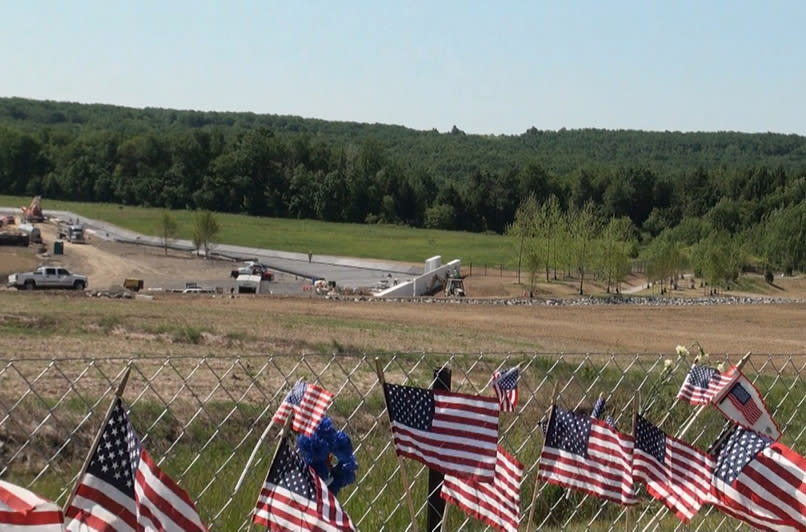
top-left (0, 232), bottom-right (29, 246)
top-left (20, 196), bottom-right (44, 223)
top-left (57, 221), bottom-right (86, 243)
top-left (444, 278), bottom-right (466, 297)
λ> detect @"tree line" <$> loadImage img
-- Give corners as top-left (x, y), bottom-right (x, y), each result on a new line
top-left (0, 97), bottom-right (804, 285)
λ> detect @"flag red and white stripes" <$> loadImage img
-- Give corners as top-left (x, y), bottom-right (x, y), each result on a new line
top-left (135, 449), bottom-right (208, 532)
top-left (710, 426), bottom-right (806, 530)
top-left (253, 436), bottom-right (355, 531)
top-left (491, 367), bottom-right (519, 412)
top-left (538, 406), bottom-right (636, 505)
top-left (677, 364), bottom-right (734, 405)
top-left (632, 415), bottom-right (713, 522)
top-left (272, 380), bottom-right (334, 436)
top-left (383, 383), bottom-right (500, 482)
top-left (0, 480), bottom-right (64, 532)
top-left (65, 398), bottom-right (206, 532)
top-left (441, 445), bottom-right (523, 532)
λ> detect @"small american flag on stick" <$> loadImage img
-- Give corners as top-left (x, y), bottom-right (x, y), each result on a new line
top-left (65, 398), bottom-right (206, 532)
top-left (383, 382), bottom-right (499, 482)
top-left (632, 415), bottom-right (713, 523)
top-left (538, 405), bottom-right (636, 505)
top-left (252, 435), bottom-right (355, 531)
top-left (272, 380), bottom-right (334, 437)
top-left (677, 364), bottom-right (733, 405)
top-left (441, 445), bottom-right (523, 532)
top-left (710, 425), bottom-right (805, 530)
top-left (491, 366), bottom-right (519, 412)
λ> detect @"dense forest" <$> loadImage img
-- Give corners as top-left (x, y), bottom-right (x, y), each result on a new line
top-left (1, 96), bottom-right (805, 283)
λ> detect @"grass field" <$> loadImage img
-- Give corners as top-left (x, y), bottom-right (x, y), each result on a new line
top-left (1, 194), bottom-right (514, 268)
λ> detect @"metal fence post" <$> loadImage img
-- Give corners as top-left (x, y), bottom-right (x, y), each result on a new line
top-left (427, 366), bottom-right (452, 532)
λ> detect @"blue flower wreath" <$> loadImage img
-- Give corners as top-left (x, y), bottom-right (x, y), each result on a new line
top-left (296, 416), bottom-right (357, 496)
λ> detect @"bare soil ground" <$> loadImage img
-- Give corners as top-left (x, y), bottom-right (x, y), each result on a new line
top-left (1, 221), bottom-right (238, 290)
top-left (1, 218), bottom-right (805, 357)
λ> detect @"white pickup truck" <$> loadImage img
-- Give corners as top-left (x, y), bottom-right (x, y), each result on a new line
top-left (8, 265), bottom-right (88, 291)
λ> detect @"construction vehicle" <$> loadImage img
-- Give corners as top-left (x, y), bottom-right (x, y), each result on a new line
top-left (230, 261), bottom-right (273, 280)
top-left (20, 196), bottom-right (44, 223)
top-left (444, 278), bottom-right (466, 297)
top-left (0, 232), bottom-right (29, 246)
top-left (58, 221), bottom-right (86, 243)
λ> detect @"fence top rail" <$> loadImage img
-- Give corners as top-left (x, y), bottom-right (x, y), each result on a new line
top-left (3, 351), bottom-right (805, 363)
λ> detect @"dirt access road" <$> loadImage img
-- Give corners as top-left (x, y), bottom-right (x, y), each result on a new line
top-left (5, 220), bottom-right (290, 293)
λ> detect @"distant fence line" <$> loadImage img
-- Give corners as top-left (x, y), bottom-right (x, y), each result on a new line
top-left (1, 352), bottom-right (804, 531)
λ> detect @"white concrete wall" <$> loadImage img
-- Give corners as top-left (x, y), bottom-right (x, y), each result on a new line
top-left (374, 259), bottom-right (461, 298)
top-left (424, 256), bottom-right (442, 273)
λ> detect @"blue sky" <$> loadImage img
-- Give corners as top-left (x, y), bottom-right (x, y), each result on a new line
top-left (2, 1), bottom-right (804, 135)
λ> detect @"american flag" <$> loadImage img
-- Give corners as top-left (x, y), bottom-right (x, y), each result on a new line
top-left (590, 396), bottom-right (606, 420)
top-left (0, 480), bottom-right (64, 531)
top-left (272, 380), bottom-right (334, 437)
top-left (725, 382), bottom-right (762, 423)
top-left (710, 426), bottom-right (806, 530)
top-left (713, 373), bottom-right (781, 441)
top-left (491, 367), bottom-right (519, 412)
top-left (440, 445), bottom-right (523, 532)
top-left (590, 396), bottom-right (616, 428)
top-left (383, 383), bottom-right (499, 482)
top-left (65, 398), bottom-right (206, 532)
top-left (676, 364), bottom-right (734, 405)
top-left (252, 436), bottom-right (355, 531)
top-left (632, 415), bottom-right (713, 523)
top-left (538, 405), bottom-right (636, 505)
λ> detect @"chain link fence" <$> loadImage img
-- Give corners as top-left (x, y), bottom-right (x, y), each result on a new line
top-left (1, 352), bottom-right (804, 531)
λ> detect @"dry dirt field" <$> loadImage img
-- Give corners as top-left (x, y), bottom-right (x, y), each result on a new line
top-left (1, 219), bottom-right (805, 357)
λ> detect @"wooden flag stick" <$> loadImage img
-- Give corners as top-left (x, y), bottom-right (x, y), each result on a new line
top-left (375, 358), bottom-right (419, 532)
top-left (234, 418), bottom-right (276, 493)
top-left (527, 383), bottom-right (558, 530)
top-left (63, 365), bottom-right (131, 513)
top-left (248, 414), bottom-right (294, 532)
top-left (234, 399), bottom-right (282, 493)
top-left (440, 500), bottom-right (450, 532)
top-left (625, 393), bottom-right (639, 532)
